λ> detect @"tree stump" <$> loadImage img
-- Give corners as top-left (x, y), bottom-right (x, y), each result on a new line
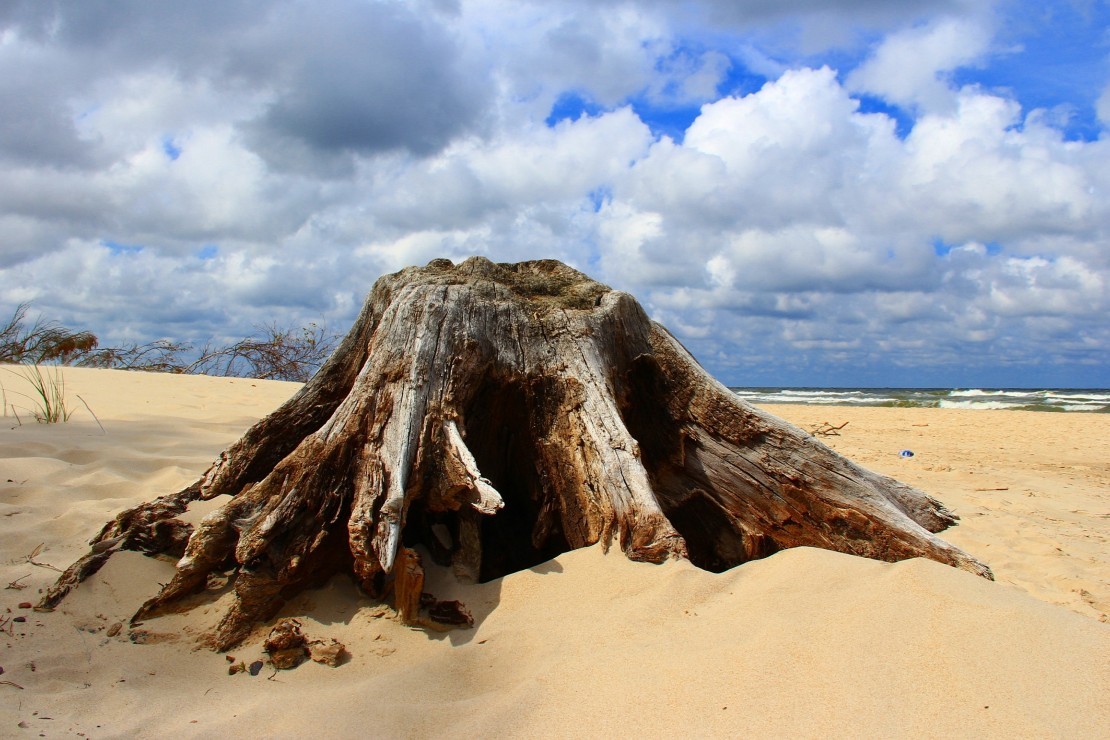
top-left (40, 257), bottom-right (990, 649)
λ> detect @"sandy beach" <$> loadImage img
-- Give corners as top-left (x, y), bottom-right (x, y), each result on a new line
top-left (1, 367), bottom-right (1107, 737)
top-left (763, 403), bottom-right (1110, 623)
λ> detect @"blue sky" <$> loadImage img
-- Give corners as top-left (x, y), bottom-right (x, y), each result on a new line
top-left (0, 0), bottom-right (1107, 387)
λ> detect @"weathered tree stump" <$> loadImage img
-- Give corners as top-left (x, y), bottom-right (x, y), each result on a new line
top-left (40, 257), bottom-right (990, 649)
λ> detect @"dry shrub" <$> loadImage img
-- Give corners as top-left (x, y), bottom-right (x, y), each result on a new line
top-left (1, 304), bottom-right (335, 383)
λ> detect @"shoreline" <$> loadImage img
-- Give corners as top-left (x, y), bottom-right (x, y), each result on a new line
top-left (737, 387), bottom-right (1110, 413)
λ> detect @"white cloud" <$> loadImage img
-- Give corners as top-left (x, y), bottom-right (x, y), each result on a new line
top-left (900, 92), bottom-right (1098, 242)
top-left (359, 107), bottom-right (652, 235)
top-left (460, 1), bottom-right (670, 119)
top-left (590, 64), bottom-right (1109, 382)
top-left (846, 16), bottom-right (993, 111)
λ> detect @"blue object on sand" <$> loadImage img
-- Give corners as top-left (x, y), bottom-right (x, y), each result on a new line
top-left (899, 449), bottom-right (914, 458)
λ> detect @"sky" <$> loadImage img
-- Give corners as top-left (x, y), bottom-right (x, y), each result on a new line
top-left (0, 0), bottom-right (1108, 388)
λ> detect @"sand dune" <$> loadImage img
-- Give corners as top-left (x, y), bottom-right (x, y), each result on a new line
top-left (1, 367), bottom-right (1106, 737)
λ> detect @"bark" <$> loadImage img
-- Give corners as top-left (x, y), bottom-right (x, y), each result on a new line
top-left (40, 257), bottom-right (991, 649)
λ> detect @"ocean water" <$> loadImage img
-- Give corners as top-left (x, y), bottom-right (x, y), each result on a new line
top-left (730, 387), bottom-right (1110, 413)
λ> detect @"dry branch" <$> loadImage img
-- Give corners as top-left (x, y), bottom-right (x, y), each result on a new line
top-left (26, 544), bottom-right (62, 573)
top-left (810, 421), bottom-right (850, 437)
top-left (5, 575), bottom-right (31, 590)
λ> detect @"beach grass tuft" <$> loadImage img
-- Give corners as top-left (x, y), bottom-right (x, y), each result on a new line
top-left (3, 365), bottom-right (75, 424)
top-left (22, 364), bottom-right (73, 423)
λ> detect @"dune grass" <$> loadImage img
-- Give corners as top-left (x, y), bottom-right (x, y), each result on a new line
top-left (3, 365), bottom-right (74, 424)
top-left (21, 364), bottom-right (73, 423)
top-left (2, 364), bottom-right (105, 431)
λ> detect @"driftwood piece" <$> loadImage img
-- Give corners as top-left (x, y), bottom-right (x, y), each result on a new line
top-left (40, 257), bottom-right (990, 649)
top-left (810, 421), bottom-right (849, 437)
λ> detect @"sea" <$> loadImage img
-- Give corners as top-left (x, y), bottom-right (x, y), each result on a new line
top-left (729, 388), bottom-right (1110, 413)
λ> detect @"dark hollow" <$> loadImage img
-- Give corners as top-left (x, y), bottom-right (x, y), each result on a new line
top-left (463, 373), bottom-right (572, 582)
top-left (617, 354), bottom-right (757, 572)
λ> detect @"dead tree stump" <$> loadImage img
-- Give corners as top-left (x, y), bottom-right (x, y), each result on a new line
top-left (40, 257), bottom-right (990, 649)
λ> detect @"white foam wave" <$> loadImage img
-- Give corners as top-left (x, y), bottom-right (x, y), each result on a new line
top-left (1046, 392), bottom-right (1110, 404)
top-left (938, 400), bottom-right (1012, 410)
top-left (953, 389), bottom-right (1008, 397)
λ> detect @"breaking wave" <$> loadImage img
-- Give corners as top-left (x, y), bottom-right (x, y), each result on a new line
top-left (730, 388), bottom-right (1109, 413)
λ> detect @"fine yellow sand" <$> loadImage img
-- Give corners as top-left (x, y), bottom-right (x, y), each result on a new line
top-left (763, 403), bottom-right (1110, 622)
top-left (1, 367), bottom-right (1107, 738)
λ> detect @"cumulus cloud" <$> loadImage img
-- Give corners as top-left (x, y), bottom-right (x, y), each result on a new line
top-left (592, 64), bottom-right (1109, 383)
top-left (366, 109), bottom-right (652, 230)
top-left (0, 0), bottom-right (489, 174)
top-left (846, 16), bottom-right (993, 111)
top-left (0, 0), bottom-right (1106, 386)
top-left (458, 0), bottom-right (676, 122)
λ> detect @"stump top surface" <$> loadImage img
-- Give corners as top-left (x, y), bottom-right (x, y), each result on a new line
top-left (399, 257), bottom-right (611, 311)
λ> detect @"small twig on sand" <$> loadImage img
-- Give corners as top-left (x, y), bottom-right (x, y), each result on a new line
top-left (973, 487), bottom-right (1009, 492)
top-left (5, 574), bottom-right (32, 590)
top-left (811, 421), bottom-right (849, 437)
top-left (1, 680), bottom-right (25, 690)
top-left (26, 543), bottom-right (62, 573)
